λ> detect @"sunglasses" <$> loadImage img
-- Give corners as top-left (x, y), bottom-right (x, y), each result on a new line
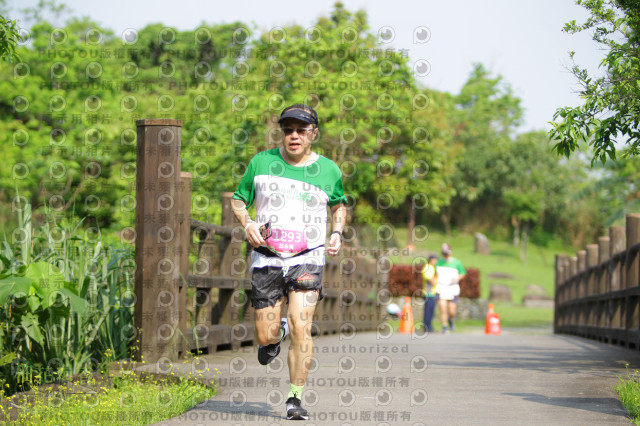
top-left (281, 127), bottom-right (315, 136)
top-left (259, 221), bottom-right (271, 240)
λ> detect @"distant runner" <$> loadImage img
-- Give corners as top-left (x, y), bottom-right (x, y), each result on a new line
top-left (435, 243), bottom-right (466, 334)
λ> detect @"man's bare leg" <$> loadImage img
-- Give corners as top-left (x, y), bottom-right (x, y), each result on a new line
top-left (255, 297), bottom-right (285, 346)
top-left (287, 290), bottom-right (318, 386)
top-left (439, 298), bottom-right (449, 330)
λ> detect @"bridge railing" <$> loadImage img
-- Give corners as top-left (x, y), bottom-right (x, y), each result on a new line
top-left (133, 119), bottom-right (386, 362)
top-left (555, 213), bottom-right (640, 348)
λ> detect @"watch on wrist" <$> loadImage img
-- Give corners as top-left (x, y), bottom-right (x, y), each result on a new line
top-left (331, 230), bottom-right (343, 243)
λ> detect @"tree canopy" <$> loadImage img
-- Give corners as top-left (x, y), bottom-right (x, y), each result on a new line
top-left (0, 1), bottom-right (628, 251)
top-left (550, 0), bottom-right (640, 164)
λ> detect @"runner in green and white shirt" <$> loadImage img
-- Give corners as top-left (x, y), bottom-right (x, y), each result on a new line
top-left (231, 104), bottom-right (346, 420)
top-left (436, 243), bottom-right (466, 334)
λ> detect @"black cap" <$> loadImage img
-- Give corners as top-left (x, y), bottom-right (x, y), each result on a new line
top-left (428, 254), bottom-right (438, 261)
top-left (278, 105), bottom-right (318, 126)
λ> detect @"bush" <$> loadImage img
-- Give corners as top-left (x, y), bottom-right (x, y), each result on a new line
top-left (388, 264), bottom-right (424, 297)
top-left (460, 268), bottom-right (481, 299)
top-left (388, 265), bottom-right (481, 299)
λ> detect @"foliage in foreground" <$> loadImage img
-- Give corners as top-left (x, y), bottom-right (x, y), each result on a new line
top-left (550, 0), bottom-right (640, 164)
top-left (0, 369), bottom-right (216, 426)
top-left (616, 365), bottom-right (640, 424)
top-left (0, 202), bottom-right (134, 395)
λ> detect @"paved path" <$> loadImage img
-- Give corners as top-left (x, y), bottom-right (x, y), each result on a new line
top-left (149, 328), bottom-right (639, 425)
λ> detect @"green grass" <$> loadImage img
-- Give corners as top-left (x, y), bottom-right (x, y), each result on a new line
top-left (490, 302), bottom-right (553, 328)
top-left (1, 367), bottom-right (217, 425)
top-left (388, 300), bottom-right (553, 334)
top-left (616, 366), bottom-right (640, 424)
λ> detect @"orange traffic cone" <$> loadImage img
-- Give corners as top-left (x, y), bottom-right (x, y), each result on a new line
top-left (485, 303), bottom-right (501, 335)
top-left (398, 297), bottom-right (414, 334)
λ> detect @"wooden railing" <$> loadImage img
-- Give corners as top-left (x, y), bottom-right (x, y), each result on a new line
top-left (133, 119), bottom-right (386, 362)
top-left (555, 213), bottom-right (640, 348)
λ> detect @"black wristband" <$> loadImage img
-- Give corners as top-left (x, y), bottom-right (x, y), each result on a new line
top-left (331, 230), bottom-right (343, 242)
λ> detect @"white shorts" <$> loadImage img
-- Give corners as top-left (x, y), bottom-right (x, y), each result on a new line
top-left (436, 284), bottom-right (460, 301)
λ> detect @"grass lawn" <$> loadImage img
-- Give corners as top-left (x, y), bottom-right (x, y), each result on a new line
top-left (1, 367), bottom-right (216, 425)
top-left (388, 300), bottom-right (553, 334)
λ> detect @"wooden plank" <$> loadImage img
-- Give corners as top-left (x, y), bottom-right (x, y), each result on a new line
top-left (190, 218), bottom-right (238, 239)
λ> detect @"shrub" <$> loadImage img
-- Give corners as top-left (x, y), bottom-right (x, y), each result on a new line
top-left (388, 264), bottom-right (424, 297)
top-left (460, 268), bottom-right (481, 299)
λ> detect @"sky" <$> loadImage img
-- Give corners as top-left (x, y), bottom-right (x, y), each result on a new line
top-left (10, 0), bottom-right (604, 133)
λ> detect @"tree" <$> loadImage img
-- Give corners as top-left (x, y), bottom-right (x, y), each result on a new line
top-left (443, 64), bottom-right (523, 235)
top-left (0, 13), bottom-right (22, 63)
top-left (549, 0), bottom-right (640, 164)
top-left (500, 132), bottom-right (562, 262)
top-left (234, 3), bottom-right (457, 248)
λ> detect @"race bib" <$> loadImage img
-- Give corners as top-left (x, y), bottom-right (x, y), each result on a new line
top-left (265, 228), bottom-right (308, 255)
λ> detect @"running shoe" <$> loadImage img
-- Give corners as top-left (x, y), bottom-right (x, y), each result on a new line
top-left (286, 396), bottom-right (309, 420)
top-left (258, 318), bottom-right (289, 365)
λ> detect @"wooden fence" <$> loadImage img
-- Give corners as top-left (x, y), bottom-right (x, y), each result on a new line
top-left (555, 213), bottom-right (640, 348)
top-left (133, 119), bottom-right (386, 362)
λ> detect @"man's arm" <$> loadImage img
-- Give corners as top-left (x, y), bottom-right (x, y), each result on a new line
top-left (231, 198), bottom-right (264, 248)
top-left (327, 203), bottom-right (346, 256)
top-left (457, 259), bottom-right (466, 282)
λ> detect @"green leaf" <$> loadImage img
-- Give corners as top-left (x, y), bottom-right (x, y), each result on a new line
top-left (0, 352), bottom-right (16, 367)
top-left (21, 312), bottom-right (44, 347)
top-left (0, 275), bottom-right (32, 305)
top-left (25, 261), bottom-right (65, 309)
top-left (57, 288), bottom-right (89, 315)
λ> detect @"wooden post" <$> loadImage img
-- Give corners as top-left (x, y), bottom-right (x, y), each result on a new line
top-left (178, 172), bottom-right (192, 358)
top-left (585, 244), bottom-right (598, 328)
top-left (626, 214), bottom-right (640, 289)
top-left (610, 227), bottom-right (625, 291)
top-left (134, 119), bottom-right (183, 362)
top-left (577, 250), bottom-right (586, 327)
top-left (220, 192), bottom-right (245, 349)
top-left (625, 214), bottom-right (640, 336)
top-left (598, 236), bottom-right (610, 295)
top-left (570, 257), bottom-right (578, 325)
top-left (577, 250), bottom-right (586, 300)
top-left (586, 244), bottom-right (598, 296)
top-left (610, 227), bottom-right (625, 329)
top-left (555, 255), bottom-right (568, 333)
top-left (597, 236), bottom-right (610, 331)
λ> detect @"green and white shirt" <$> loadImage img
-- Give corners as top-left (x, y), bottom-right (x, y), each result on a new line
top-left (232, 148), bottom-right (346, 269)
top-left (435, 257), bottom-right (466, 286)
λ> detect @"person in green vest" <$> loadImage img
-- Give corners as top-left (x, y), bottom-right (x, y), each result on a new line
top-left (422, 254), bottom-right (439, 332)
top-left (435, 243), bottom-right (466, 334)
top-left (231, 104), bottom-right (347, 420)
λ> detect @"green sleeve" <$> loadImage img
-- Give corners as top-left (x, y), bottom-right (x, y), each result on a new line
top-left (456, 259), bottom-right (466, 275)
top-left (329, 173), bottom-right (347, 207)
top-left (232, 158), bottom-right (256, 207)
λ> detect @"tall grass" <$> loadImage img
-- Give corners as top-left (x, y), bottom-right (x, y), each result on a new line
top-left (0, 202), bottom-right (134, 395)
